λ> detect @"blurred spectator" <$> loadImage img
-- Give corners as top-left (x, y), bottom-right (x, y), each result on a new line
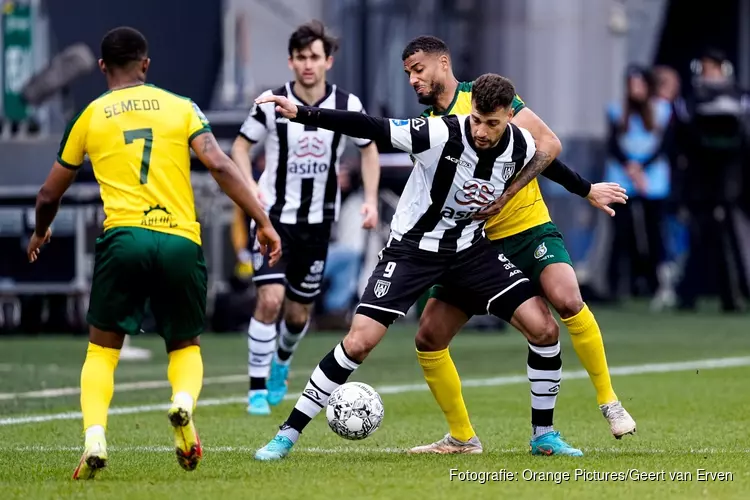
top-left (674, 48), bottom-right (750, 312)
top-left (651, 65), bottom-right (690, 310)
top-left (605, 65), bottom-right (673, 300)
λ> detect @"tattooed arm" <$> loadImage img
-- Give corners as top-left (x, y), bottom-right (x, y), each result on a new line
top-left (191, 132), bottom-right (281, 264)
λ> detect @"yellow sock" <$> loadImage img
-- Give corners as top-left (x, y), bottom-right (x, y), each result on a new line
top-left (416, 348), bottom-right (475, 442)
top-left (80, 342), bottom-right (120, 431)
top-left (562, 303), bottom-right (618, 405)
top-left (167, 345), bottom-right (203, 409)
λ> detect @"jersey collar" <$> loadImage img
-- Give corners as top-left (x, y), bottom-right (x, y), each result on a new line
top-left (288, 81), bottom-right (334, 107)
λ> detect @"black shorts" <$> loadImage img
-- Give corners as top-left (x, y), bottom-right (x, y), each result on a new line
top-left (356, 237), bottom-right (535, 327)
top-left (251, 219), bottom-right (331, 304)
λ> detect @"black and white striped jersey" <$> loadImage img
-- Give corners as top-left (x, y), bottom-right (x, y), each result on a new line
top-left (239, 82), bottom-right (371, 224)
top-left (387, 115), bottom-right (536, 252)
top-left (291, 109), bottom-right (537, 253)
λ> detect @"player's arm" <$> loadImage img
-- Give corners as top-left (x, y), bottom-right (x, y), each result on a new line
top-left (29, 107), bottom-right (90, 262)
top-left (29, 162), bottom-right (78, 262)
top-left (358, 142), bottom-right (381, 228)
top-left (254, 94), bottom-right (449, 156)
top-left (191, 132), bottom-right (280, 264)
top-left (231, 99), bottom-right (269, 199)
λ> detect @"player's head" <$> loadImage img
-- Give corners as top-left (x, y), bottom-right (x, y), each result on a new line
top-left (288, 20), bottom-right (338, 88)
top-left (99, 27), bottom-right (150, 81)
top-left (469, 74), bottom-right (516, 150)
top-left (402, 36), bottom-right (452, 105)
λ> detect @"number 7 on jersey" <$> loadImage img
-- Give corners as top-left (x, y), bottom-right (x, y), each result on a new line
top-left (124, 128), bottom-right (153, 184)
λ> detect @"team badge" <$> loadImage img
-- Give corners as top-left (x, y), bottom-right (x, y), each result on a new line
top-left (252, 252), bottom-right (265, 271)
top-left (501, 162), bottom-right (516, 182)
top-left (534, 242), bottom-right (547, 260)
top-left (374, 279), bottom-right (391, 298)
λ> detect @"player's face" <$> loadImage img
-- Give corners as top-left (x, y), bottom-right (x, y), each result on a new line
top-left (289, 40), bottom-right (333, 88)
top-left (469, 104), bottom-right (513, 150)
top-left (403, 51), bottom-right (449, 105)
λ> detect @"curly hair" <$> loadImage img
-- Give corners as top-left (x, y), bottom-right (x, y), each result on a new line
top-left (471, 73), bottom-right (516, 114)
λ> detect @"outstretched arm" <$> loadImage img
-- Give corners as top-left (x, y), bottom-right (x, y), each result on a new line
top-left (255, 95), bottom-right (448, 156)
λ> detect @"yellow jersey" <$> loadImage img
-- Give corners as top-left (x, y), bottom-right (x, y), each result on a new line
top-left (421, 81), bottom-right (552, 239)
top-left (57, 83), bottom-right (211, 246)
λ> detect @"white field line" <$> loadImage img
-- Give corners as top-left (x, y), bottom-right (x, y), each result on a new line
top-left (0, 355), bottom-right (749, 427)
top-left (0, 374), bottom-right (250, 401)
top-left (2, 445), bottom-right (749, 455)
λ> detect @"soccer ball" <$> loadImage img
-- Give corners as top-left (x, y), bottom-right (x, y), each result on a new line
top-left (326, 382), bottom-right (384, 440)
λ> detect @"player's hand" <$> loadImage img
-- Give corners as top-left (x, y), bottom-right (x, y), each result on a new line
top-left (360, 201), bottom-right (379, 229)
top-left (256, 224), bottom-right (282, 267)
top-left (472, 195), bottom-right (509, 220)
top-left (586, 182), bottom-right (628, 217)
top-left (255, 95), bottom-right (298, 119)
top-left (27, 227), bottom-right (52, 263)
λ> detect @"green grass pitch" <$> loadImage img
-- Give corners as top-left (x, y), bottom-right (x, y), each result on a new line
top-left (0, 303), bottom-right (748, 499)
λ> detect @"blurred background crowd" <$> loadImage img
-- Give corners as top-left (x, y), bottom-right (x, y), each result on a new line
top-left (0, 0), bottom-right (748, 335)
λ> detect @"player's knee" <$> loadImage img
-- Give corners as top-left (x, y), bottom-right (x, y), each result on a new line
top-left (415, 317), bottom-right (449, 352)
top-left (554, 295), bottom-right (584, 319)
top-left (342, 325), bottom-right (378, 362)
top-left (284, 302), bottom-right (311, 329)
top-left (532, 316), bottom-right (560, 346)
top-left (255, 289), bottom-right (283, 323)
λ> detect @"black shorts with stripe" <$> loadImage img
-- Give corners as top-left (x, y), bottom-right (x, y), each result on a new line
top-left (251, 219), bottom-right (331, 304)
top-left (356, 237), bottom-right (534, 326)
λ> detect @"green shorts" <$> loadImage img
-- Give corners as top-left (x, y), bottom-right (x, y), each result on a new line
top-left (86, 227), bottom-right (207, 342)
top-left (428, 222), bottom-right (572, 317)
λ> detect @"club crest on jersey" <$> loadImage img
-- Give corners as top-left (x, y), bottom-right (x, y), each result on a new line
top-left (501, 162), bottom-right (517, 182)
top-left (454, 179), bottom-right (496, 206)
top-left (534, 242), bottom-right (548, 259)
top-left (374, 279), bottom-right (391, 298)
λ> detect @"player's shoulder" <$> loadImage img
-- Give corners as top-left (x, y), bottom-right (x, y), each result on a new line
top-left (331, 85), bottom-right (366, 110)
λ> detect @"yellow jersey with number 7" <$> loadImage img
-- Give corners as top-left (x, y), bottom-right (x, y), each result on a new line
top-left (421, 81), bottom-right (552, 239)
top-left (56, 83), bottom-right (211, 246)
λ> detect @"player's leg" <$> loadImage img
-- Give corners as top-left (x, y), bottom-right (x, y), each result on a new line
top-left (503, 296), bottom-right (580, 455)
top-left (150, 232), bottom-right (209, 471)
top-left (246, 224), bottom-right (288, 415)
top-left (454, 240), bottom-right (581, 456)
top-left (74, 228), bottom-right (151, 479)
top-left (255, 240), bottom-right (440, 461)
top-left (408, 290), bottom-right (482, 454)
top-left (522, 223), bottom-right (636, 438)
top-left (267, 228), bottom-right (330, 406)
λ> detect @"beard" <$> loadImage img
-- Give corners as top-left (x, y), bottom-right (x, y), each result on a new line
top-left (415, 81), bottom-right (445, 105)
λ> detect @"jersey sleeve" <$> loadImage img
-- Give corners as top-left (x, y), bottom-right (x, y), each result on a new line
top-left (512, 94), bottom-right (526, 115)
top-left (346, 94), bottom-right (373, 147)
top-left (188, 100), bottom-right (212, 142)
top-left (386, 117), bottom-right (449, 159)
top-left (239, 90), bottom-right (271, 143)
top-left (57, 106), bottom-right (92, 170)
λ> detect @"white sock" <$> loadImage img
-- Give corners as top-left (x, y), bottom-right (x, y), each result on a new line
top-left (248, 318), bottom-right (277, 381)
top-left (173, 391), bottom-right (194, 411)
top-left (275, 318), bottom-right (310, 366)
top-left (85, 425), bottom-right (105, 442)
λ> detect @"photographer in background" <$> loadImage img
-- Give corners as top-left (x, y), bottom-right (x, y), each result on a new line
top-left (675, 48), bottom-right (750, 312)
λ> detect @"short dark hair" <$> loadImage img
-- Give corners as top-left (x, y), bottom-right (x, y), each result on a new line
top-left (288, 20), bottom-right (338, 58)
top-left (472, 74), bottom-right (516, 114)
top-left (401, 35), bottom-right (450, 61)
top-left (101, 27), bottom-right (148, 68)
